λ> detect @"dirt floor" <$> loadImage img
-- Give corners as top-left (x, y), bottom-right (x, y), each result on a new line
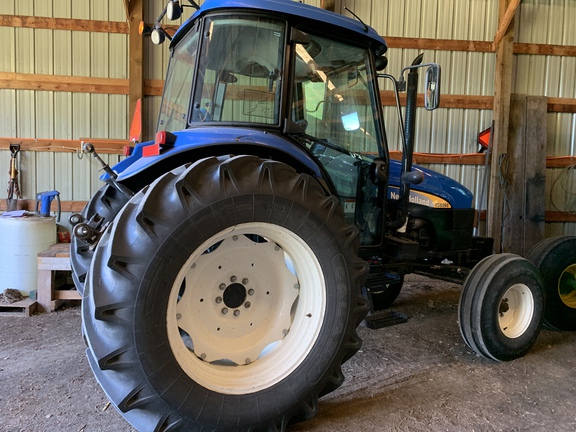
top-left (1, 276), bottom-right (575, 432)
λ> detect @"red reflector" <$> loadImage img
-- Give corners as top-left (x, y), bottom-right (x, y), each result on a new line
top-left (478, 127), bottom-right (491, 149)
top-left (123, 146), bottom-right (134, 156)
top-left (142, 142), bottom-right (160, 157)
top-left (156, 130), bottom-right (167, 145)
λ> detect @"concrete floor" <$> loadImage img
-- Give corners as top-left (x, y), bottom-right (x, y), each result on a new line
top-left (1, 276), bottom-right (575, 431)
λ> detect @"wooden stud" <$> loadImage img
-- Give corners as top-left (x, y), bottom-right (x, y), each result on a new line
top-left (127, 0), bottom-right (144, 136)
top-left (321, 0), bottom-right (336, 12)
top-left (487, 0), bottom-right (516, 253)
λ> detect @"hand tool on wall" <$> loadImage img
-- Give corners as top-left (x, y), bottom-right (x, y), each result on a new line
top-left (6, 144), bottom-right (22, 211)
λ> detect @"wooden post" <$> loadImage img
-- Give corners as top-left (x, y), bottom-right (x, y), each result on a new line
top-left (321, 0), bottom-right (336, 12)
top-left (487, 0), bottom-right (516, 252)
top-left (502, 95), bottom-right (546, 255)
top-left (127, 0), bottom-right (144, 136)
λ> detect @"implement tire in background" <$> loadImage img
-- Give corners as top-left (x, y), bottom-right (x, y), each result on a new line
top-left (82, 156), bottom-right (368, 431)
top-left (70, 184), bottom-right (128, 295)
top-left (526, 236), bottom-right (576, 330)
top-left (458, 253), bottom-right (545, 362)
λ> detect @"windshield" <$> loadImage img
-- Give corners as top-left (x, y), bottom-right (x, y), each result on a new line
top-left (157, 22), bottom-right (200, 132)
top-left (191, 16), bottom-right (285, 125)
top-left (291, 33), bottom-right (382, 158)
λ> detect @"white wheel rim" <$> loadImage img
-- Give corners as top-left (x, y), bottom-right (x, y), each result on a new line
top-left (166, 222), bottom-right (326, 395)
top-left (498, 283), bottom-right (534, 338)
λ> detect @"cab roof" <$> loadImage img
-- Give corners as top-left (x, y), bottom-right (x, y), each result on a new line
top-left (175, 0), bottom-right (387, 55)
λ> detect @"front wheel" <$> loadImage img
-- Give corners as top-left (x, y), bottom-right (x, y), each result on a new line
top-left (526, 236), bottom-right (576, 330)
top-left (83, 156), bottom-right (368, 431)
top-left (458, 254), bottom-right (545, 361)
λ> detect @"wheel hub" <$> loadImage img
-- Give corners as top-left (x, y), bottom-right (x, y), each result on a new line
top-left (174, 233), bottom-right (300, 364)
top-left (222, 282), bottom-right (247, 309)
top-left (498, 283), bottom-right (534, 338)
top-left (559, 264), bottom-right (576, 309)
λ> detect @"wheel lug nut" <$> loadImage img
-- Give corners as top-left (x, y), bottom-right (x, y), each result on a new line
top-left (230, 276), bottom-right (237, 283)
top-left (244, 302), bottom-right (251, 309)
top-left (215, 297), bottom-right (222, 304)
top-left (248, 289), bottom-right (254, 296)
top-left (219, 283), bottom-right (226, 290)
top-left (221, 308), bottom-right (228, 315)
top-left (242, 278), bottom-right (249, 285)
top-left (234, 310), bottom-right (240, 317)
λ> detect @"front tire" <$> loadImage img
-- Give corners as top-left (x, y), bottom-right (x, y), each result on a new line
top-left (526, 236), bottom-right (576, 330)
top-left (458, 254), bottom-right (545, 361)
top-left (83, 156), bottom-right (368, 431)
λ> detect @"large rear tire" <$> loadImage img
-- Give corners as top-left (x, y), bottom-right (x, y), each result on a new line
top-left (83, 156), bottom-right (368, 431)
top-left (70, 184), bottom-right (128, 295)
top-left (526, 236), bottom-right (576, 330)
top-left (458, 254), bottom-right (545, 361)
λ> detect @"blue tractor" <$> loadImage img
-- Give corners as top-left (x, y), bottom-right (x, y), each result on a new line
top-left (70, 1), bottom-right (576, 430)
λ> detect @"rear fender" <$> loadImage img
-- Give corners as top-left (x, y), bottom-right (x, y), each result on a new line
top-left (108, 128), bottom-right (332, 194)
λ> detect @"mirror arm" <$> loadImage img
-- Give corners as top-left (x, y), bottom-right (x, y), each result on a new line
top-left (378, 74), bottom-right (405, 147)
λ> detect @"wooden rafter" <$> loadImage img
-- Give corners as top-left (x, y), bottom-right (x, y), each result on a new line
top-left (123, 0), bottom-right (130, 22)
top-left (492, 0), bottom-right (521, 50)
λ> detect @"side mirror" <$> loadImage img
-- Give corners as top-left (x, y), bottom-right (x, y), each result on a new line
top-left (166, 1), bottom-right (183, 21)
top-left (424, 64), bottom-right (441, 111)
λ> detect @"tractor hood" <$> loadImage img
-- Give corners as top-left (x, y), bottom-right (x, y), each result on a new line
top-left (388, 160), bottom-right (474, 209)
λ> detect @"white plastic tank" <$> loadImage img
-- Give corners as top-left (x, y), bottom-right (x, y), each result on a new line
top-left (0, 215), bottom-right (56, 296)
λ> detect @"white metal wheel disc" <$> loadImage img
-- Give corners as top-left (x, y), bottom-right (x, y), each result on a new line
top-left (166, 222), bottom-right (326, 395)
top-left (498, 283), bottom-right (535, 338)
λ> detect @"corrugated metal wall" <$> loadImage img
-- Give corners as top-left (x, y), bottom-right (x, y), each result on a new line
top-left (514, 0), bottom-right (576, 236)
top-left (338, 0), bottom-right (575, 236)
top-left (0, 0), bottom-right (127, 226)
top-left (1, 0), bottom-right (575, 235)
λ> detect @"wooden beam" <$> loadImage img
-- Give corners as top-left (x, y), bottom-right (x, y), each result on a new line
top-left (0, 15), bottom-right (127, 33)
top-left (386, 37), bottom-right (494, 53)
top-left (0, 72), bottom-right (164, 96)
top-left (123, 0), bottom-right (130, 22)
top-left (380, 91), bottom-right (494, 110)
top-left (0, 138), bottom-right (127, 154)
top-left (492, 0), bottom-right (521, 51)
top-left (0, 199), bottom-right (87, 213)
top-left (547, 97), bottom-right (576, 114)
top-left (546, 156), bottom-right (576, 168)
top-left (514, 42), bottom-right (576, 57)
top-left (487, 0), bottom-right (516, 253)
top-left (6, 15), bottom-right (576, 58)
top-left (0, 72), bottom-right (129, 94)
top-left (321, 0), bottom-right (336, 12)
top-left (3, 72), bottom-right (576, 113)
top-left (502, 95), bottom-right (546, 255)
top-left (127, 0), bottom-right (145, 136)
top-left (546, 211), bottom-right (576, 223)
